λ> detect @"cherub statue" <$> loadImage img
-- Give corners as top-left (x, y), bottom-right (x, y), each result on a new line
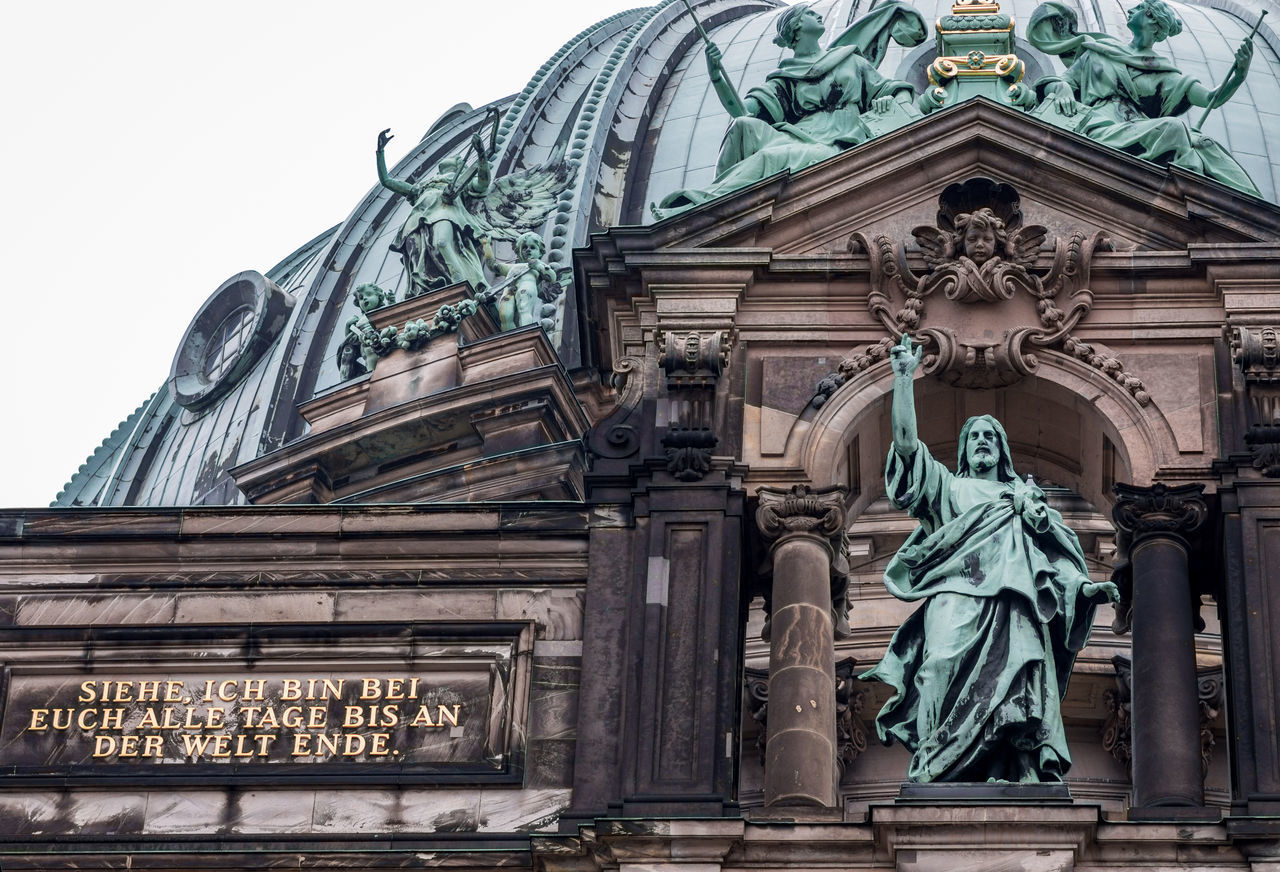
top-left (912, 207), bottom-right (1046, 303)
top-left (339, 282), bottom-right (397, 376)
top-left (484, 231), bottom-right (565, 332)
top-left (377, 112), bottom-right (573, 298)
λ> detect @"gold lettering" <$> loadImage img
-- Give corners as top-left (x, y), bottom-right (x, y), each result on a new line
top-left (308, 706), bottom-right (327, 729)
top-left (258, 706), bottom-right (280, 729)
top-left (368, 732), bottom-right (391, 756)
top-left (343, 705), bottom-right (363, 728)
top-left (281, 679), bottom-right (302, 701)
top-left (290, 733), bottom-right (312, 757)
top-left (240, 705), bottom-right (262, 729)
top-left (321, 678), bottom-right (344, 699)
top-left (217, 680), bottom-right (238, 702)
top-left (253, 734), bottom-right (275, 756)
top-left (409, 677), bottom-right (420, 699)
top-left (92, 735), bottom-right (117, 757)
top-left (78, 680), bottom-right (97, 703)
top-left (100, 708), bottom-right (124, 730)
top-left (316, 733), bottom-right (340, 756)
top-left (161, 707), bottom-right (183, 729)
top-left (136, 680), bottom-right (161, 702)
top-left (437, 704), bottom-right (461, 728)
top-left (51, 708), bottom-right (72, 730)
top-left (209, 734), bottom-right (233, 758)
top-left (342, 733), bottom-right (366, 756)
top-left (409, 705), bottom-right (435, 727)
top-left (118, 734), bottom-right (140, 757)
top-left (232, 734), bottom-right (257, 757)
top-left (165, 681), bottom-right (184, 703)
top-left (28, 709), bottom-right (48, 731)
top-left (138, 708), bottom-right (161, 730)
top-left (241, 679), bottom-right (265, 702)
top-left (385, 678), bottom-right (405, 700)
top-left (202, 679), bottom-right (215, 702)
top-left (360, 678), bottom-right (381, 700)
top-left (281, 706), bottom-right (304, 729)
top-left (142, 734), bottom-right (164, 757)
top-left (112, 682), bottom-right (134, 703)
top-left (181, 734), bottom-right (214, 757)
top-left (77, 708), bottom-right (104, 731)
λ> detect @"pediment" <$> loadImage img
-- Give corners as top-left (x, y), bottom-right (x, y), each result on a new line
top-left (632, 99), bottom-right (1280, 256)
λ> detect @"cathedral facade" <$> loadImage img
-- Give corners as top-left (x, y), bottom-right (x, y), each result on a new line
top-left (5, 0), bottom-right (1280, 868)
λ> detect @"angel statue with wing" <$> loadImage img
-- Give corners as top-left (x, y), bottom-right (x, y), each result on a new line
top-left (377, 113), bottom-right (571, 298)
top-left (912, 206), bottom-right (1047, 303)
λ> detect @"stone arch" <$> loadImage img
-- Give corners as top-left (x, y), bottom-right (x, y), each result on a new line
top-left (783, 350), bottom-right (1181, 514)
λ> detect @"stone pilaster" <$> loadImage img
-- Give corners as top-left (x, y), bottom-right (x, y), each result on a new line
top-left (1112, 482), bottom-right (1209, 816)
top-left (755, 485), bottom-right (846, 809)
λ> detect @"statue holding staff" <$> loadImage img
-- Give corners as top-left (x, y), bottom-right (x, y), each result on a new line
top-left (861, 334), bottom-right (1119, 783)
top-left (1028, 0), bottom-right (1260, 196)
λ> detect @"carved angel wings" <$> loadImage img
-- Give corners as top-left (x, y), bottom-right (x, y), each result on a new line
top-left (465, 160), bottom-right (574, 241)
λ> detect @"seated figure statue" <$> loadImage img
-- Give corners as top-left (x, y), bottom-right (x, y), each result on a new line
top-left (654, 2), bottom-right (924, 217)
top-left (861, 335), bottom-right (1119, 783)
top-left (1027, 0), bottom-right (1259, 196)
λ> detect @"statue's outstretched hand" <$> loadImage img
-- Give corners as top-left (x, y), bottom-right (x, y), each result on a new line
top-left (1082, 580), bottom-right (1121, 603)
top-left (871, 95), bottom-right (895, 114)
top-left (890, 333), bottom-right (923, 377)
top-left (378, 128), bottom-right (394, 151)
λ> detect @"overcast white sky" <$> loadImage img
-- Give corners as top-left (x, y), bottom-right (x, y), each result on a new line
top-left (0, 0), bottom-right (647, 507)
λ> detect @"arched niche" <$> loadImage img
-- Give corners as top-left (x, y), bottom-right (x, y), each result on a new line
top-left (786, 350), bottom-right (1180, 515)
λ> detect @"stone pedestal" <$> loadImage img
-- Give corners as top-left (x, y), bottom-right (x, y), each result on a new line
top-left (1113, 482), bottom-right (1208, 815)
top-left (756, 485), bottom-right (846, 809)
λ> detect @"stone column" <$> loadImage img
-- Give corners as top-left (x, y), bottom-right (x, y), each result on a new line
top-left (756, 484), bottom-right (846, 808)
top-left (1113, 482), bottom-right (1208, 814)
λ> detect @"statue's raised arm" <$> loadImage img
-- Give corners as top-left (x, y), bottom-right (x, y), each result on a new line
top-left (376, 129), bottom-right (416, 199)
top-left (889, 333), bottom-right (923, 458)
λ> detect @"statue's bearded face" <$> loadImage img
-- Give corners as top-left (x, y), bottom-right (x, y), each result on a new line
top-left (965, 420), bottom-right (1000, 474)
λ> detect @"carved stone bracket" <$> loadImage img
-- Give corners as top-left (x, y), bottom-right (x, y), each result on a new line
top-left (1228, 326), bottom-right (1280, 475)
top-left (743, 658), bottom-right (869, 782)
top-left (588, 356), bottom-right (646, 461)
top-left (814, 181), bottom-right (1147, 406)
top-left (1102, 655), bottom-right (1223, 778)
top-left (756, 485), bottom-right (851, 639)
top-left (656, 330), bottom-right (731, 481)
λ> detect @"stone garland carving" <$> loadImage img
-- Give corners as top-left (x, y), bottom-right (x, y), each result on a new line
top-left (1102, 654), bottom-right (1224, 778)
top-left (755, 485), bottom-right (852, 640)
top-left (812, 180), bottom-right (1148, 407)
top-left (657, 330), bottom-right (731, 482)
top-left (1228, 325), bottom-right (1280, 476)
top-left (743, 658), bottom-right (869, 779)
top-left (337, 282), bottom-right (478, 378)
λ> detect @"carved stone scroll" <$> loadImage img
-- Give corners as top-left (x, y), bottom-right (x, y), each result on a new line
top-left (1228, 326), bottom-right (1280, 475)
top-left (815, 181), bottom-right (1148, 406)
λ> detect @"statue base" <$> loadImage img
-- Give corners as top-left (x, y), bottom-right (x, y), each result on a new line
top-left (895, 782), bottom-right (1073, 804)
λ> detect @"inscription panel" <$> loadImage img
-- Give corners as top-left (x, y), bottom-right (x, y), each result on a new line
top-left (0, 623), bottom-right (531, 785)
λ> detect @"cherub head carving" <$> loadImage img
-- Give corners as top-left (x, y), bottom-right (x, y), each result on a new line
top-left (954, 207), bottom-right (1008, 265)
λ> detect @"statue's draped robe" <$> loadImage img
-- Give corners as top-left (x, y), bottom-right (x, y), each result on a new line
top-left (393, 178), bottom-right (493, 295)
top-left (861, 443), bottom-right (1103, 782)
top-left (657, 48), bottom-right (912, 212)
top-left (1028, 2), bottom-right (1259, 196)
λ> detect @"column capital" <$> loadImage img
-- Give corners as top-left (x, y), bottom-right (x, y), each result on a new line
top-left (1112, 482), bottom-right (1207, 541)
top-left (755, 484), bottom-right (847, 545)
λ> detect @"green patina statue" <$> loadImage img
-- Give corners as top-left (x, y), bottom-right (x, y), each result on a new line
top-left (1027, 0), bottom-right (1260, 196)
top-left (654, 2), bottom-right (926, 217)
top-left (376, 113), bottom-right (571, 300)
top-left (483, 231), bottom-right (565, 333)
top-left (378, 127), bottom-right (496, 297)
top-left (861, 334), bottom-right (1119, 783)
